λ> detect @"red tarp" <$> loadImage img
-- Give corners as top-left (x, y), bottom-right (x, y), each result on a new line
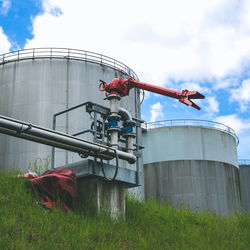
top-left (26, 169), bottom-right (77, 213)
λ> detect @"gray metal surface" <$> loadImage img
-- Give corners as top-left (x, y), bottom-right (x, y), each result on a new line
top-left (58, 159), bottom-right (142, 188)
top-left (0, 48), bottom-right (141, 177)
top-left (142, 125), bottom-right (241, 215)
top-left (144, 160), bottom-right (241, 215)
top-left (142, 125), bottom-right (238, 167)
top-left (239, 164), bottom-right (250, 212)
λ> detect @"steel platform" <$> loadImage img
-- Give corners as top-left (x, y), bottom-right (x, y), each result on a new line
top-left (57, 159), bottom-right (141, 188)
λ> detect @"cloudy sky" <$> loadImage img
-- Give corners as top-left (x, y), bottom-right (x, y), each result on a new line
top-left (0, 0), bottom-right (250, 159)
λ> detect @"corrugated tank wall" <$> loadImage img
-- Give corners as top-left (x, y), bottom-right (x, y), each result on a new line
top-left (239, 164), bottom-right (250, 212)
top-left (142, 122), bottom-right (241, 215)
top-left (0, 48), bottom-right (141, 179)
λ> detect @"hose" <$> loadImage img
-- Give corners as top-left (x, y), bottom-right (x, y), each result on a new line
top-left (100, 148), bottom-right (119, 181)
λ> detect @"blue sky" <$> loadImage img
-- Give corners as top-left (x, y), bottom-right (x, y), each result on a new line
top-left (0, 0), bottom-right (42, 49)
top-left (0, 0), bottom-right (250, 159)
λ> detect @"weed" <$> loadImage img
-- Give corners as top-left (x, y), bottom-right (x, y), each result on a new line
top-left (0, 172), bottom-right (249, 249)
top-left (26, 156), bottom-right (50, 175)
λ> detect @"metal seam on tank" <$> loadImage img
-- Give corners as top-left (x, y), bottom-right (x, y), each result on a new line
top-left (237, 170), bottom-right (242, 210)
top-left (232, 168), bottom-right (238, 210)
top-left (237, 169), bottom-right (243, 210)
top-left (65, 59), bottom-right (70, 164)
top-left (200, 128), bottom-right (205, 160)
top-left (41, 60), bottom-right (44, 130)
top-left (233, 167), bottom-right (239, 210)
top-left (10, 62), bottom-right (17, 161)
top-left (227, 166), bottom-right (233, 211)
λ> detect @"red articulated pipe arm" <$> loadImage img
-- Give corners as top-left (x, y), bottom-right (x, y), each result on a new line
top-left (99, 77), bottom-right (205, 110)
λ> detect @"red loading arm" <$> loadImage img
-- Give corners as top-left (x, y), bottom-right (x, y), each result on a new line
top-left (125, 78), bottom-right (205, 110)
top-left (99, 77), bottom-right (205, 110)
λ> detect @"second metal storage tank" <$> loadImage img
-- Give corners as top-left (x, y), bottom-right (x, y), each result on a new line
top-left (142, 120), bottom-right (241, 215)
top-left (239, 161), bottom-right (250, 212)
top-left (0, 48), bottom-right (141, 173)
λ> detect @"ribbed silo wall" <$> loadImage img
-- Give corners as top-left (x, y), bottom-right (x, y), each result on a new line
top-left (142, 126), bottom-right (241, 215)
top-left (0, 49), bottom-right (141, 177)
top-left (239, 164), bottom-right (250, 212)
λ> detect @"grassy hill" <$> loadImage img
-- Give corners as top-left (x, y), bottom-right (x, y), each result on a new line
top-left (0, 170), bottom-right (249, 249)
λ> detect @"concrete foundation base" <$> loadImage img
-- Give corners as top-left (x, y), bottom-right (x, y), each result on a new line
top-left (78, 178), bottom-right (126, 220)
top-left (58, 159), bottom-right (141, 219)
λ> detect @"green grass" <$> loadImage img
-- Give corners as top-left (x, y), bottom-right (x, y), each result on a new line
top-left (0, 171), bottom-right (249, 250)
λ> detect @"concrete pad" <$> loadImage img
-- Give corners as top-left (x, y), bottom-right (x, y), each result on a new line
top-left (78, 178), bottom-right (126, 220)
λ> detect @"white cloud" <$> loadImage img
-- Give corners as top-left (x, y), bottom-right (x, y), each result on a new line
top-left (0, 27), bottom-right (11, 54)
top-left (41, 0), bottom-right (62, 16)
top-left (204, 96), bottom-right (219, 114)
top-left (213, 77), bottom-right (239, 90)
top-left (150, 102), bottom-right (164, 122)
top-left (179, 82), bottom-right (211, 94)
top-left (215, 114), bottom-right (250, 134)
top-left (0, 0), bottom-right (11, 15)
top-left (230, 79), bottom-right (250, 112)
top-left (24, 0), bottom-right (250, 87)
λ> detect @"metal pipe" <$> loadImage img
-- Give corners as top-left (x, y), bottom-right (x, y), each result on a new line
top-left (118, 107), bottom-right (134, 154)
top-left (109, 130), bottom-right (119, 149)
top-left (135, 122), bottom-right (140, 184)
top-left (0, 127), bottom-right (113, 161)
top-left (135, 88), bottom-right (140, 185)
top-left (107, 96), bottom-right (120, 149)
top-left (126, 136), bottom-right (134, 154)
top-left (118, 107), bottom-right (132, 121)
top-left (0, 115), bottom-right (136, 164)
top-left (109, 97), bottom-right (119, 114)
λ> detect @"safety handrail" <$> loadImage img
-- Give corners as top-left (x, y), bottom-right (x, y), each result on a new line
top-left (0, 47), bottom-right (138, 80)
top-left (239, 159), bottom-right (250, 165)
top-left (143, 119), bottom-right (239, 146)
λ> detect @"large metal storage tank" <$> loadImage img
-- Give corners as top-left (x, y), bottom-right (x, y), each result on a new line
top-left (0, 48), bottom-right (141, 173)
top-left (142, 120), bottom-right (241, 215)
top-left (239, 161), bottom-right (250, 212)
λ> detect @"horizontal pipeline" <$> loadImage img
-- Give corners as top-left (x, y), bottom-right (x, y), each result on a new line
top-left (0, 115), bottom-right (136, 164)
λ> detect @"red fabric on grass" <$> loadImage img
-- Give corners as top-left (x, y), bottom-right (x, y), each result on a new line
top-left (28, 169), bottom-right (77, 213)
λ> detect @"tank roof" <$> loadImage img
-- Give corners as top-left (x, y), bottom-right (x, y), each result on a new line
top-left (0, 47), bottom-right (138, 80)
top-left (143, 119), bottom-right (239, 146)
